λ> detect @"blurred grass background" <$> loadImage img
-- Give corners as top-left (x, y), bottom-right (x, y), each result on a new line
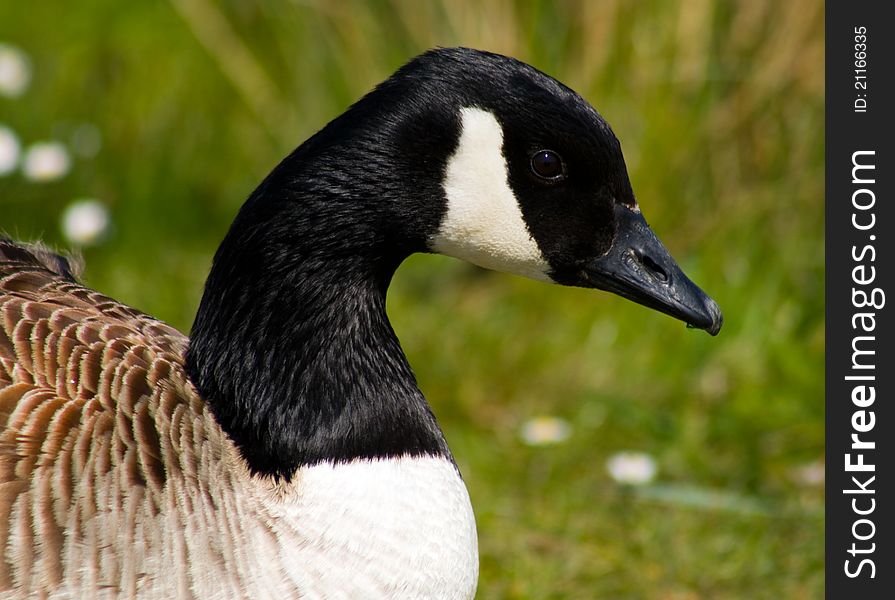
top-left (1, 1), bottom-right (823, 597)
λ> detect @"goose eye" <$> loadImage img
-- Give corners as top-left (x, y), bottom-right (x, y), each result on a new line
top-left (530, 150), bottom-right (564, 180)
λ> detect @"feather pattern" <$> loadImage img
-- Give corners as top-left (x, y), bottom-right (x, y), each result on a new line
top-left (0, 246), bottom-right (477, 599)
top-left (0, 248), bottom-right (233, 596)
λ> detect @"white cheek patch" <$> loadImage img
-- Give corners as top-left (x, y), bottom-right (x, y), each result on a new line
top-left (431, 107), bottom-right (551, 282)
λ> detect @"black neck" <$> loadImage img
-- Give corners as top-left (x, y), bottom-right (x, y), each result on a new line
top-left (185, 65), bottom-right (462, 479)
top-left (186, 237), bottom-right (451, 479)
top-left (185, 187), bottom-right (451, 480)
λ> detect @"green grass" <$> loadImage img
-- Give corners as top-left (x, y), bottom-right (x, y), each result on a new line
top-left (1, 1), bottom-right (823, 597)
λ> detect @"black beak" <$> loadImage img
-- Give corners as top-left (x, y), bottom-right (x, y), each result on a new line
top-left (581, 204), bottom-right (723, 335)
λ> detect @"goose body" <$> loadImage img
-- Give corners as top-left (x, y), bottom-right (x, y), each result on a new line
top-left (0, 48), bottom-right (721, 598)
top-left (0, 262), bottom-right (476, 598)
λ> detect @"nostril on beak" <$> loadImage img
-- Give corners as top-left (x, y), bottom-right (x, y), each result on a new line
top-left (634, 251), bottom-right (668, 283)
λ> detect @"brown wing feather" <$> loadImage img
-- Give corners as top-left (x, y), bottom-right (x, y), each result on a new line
top-left (0, 245), bottom-right (237, 596)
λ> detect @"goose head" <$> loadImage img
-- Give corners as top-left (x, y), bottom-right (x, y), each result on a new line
top-left (415, 51), bottom-right (723, 335)
top-left (245, 47), bottom-right (721, 335)
top-left (188, 47), bottom-right (721, 477)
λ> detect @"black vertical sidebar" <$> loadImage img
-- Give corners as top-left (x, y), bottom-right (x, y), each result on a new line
top-left (826, 2), bottom-right (893, 598)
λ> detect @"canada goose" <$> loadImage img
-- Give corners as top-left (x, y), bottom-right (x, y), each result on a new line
top-left (0, 47), bottom-right (721, 599)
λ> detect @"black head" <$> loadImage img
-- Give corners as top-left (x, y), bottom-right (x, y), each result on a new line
top-left (382, 48), bottom-right (722, 334)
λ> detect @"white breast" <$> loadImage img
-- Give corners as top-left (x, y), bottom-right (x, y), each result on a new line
top-left (31, 453), bottom-right (476, 600)
top-left (261, 456), bottom-right (479, 600)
